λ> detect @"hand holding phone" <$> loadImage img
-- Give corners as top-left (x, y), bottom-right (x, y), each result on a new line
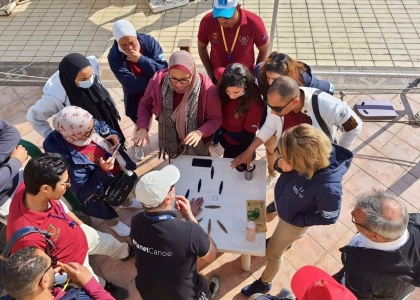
top-left (111, 143), bottom-right (121, 159)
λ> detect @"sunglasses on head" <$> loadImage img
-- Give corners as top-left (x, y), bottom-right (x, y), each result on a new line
top-left (269, 51), bottom-right (287, 62)
top-left (224, 69), bottom-right (246, 80)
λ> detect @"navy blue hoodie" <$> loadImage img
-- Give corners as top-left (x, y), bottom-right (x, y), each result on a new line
top-left (274, 144), bottom-right (353, 227)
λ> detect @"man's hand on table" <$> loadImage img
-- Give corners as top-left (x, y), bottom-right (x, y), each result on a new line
top-left (190, 197), bottom-right (204, 216)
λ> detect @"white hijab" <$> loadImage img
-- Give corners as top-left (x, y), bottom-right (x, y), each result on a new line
top-left (112, 20), bottom-right (140, 54)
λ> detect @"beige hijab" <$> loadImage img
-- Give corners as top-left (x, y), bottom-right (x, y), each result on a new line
top-left (168, 50), bottom-right (198, 141)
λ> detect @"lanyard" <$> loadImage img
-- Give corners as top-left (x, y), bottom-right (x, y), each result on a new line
top-left (48, 204), bottom-right (76, 229)
top-left (143, 212), bottom-right (175, 222)
top-left (220, 25), bottom-right (241, 62)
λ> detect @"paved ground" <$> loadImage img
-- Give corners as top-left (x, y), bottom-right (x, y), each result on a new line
top-left (0, 0), bottom-right (419, 67)
top-left (1, 84), bottom-right (420, 299)
top-left (1, 0), bottom-right (420, 299)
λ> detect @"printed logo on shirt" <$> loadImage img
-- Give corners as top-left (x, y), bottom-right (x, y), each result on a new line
top-left (158, 53), bottom-right (167, 61)
top-left (262, 32), bottom-right (268, 41)
top-left (85, 152), bottom-right (96, 163)
top-left (199, 291), bottom-right (209, 300)
top-left (321, 210), bottom-right (340, 219)
top-left (239, 35), bottom-right (250, 45)
top-left (212, 32), bottom-right (218, 40)
top-left (132, 239), bottom-right (173, 257)
top-left (47, 224), bottom-right (60, 242)
top-left (293, 185), bottom-right (304, 198)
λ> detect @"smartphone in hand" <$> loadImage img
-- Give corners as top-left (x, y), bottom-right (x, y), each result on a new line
top-left (111, 143), bottom-right (121, 159)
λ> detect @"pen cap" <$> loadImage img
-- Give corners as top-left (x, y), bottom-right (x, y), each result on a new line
top-left (247, 221), bottom-right (256, 230)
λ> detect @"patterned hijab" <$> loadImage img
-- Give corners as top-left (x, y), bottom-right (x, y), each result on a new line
top-left (53, 106), bottom-right (127, 168)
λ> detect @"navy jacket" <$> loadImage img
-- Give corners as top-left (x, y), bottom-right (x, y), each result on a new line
top-left (108, 33), bottom-right (167, 122)
top-left (43, 120), bottom-right (136, 204)
top-left (274, 144), bottom-right (353, 227)
top-left (336, 214), bottom-right (420, 300)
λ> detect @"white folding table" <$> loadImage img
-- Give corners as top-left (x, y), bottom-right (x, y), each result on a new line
top-left (172, 155), bottom-right (267, 271)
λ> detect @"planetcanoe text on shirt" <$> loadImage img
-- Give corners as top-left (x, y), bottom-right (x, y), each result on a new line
top-left (132, 239), bottom-right (173, 257)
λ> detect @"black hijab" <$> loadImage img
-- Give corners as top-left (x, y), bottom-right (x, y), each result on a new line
top-left (58, 53), bottom-right (124, 143)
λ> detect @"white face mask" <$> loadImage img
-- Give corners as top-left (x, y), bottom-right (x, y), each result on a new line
top-left (78, 75), bottom-right (94, 89)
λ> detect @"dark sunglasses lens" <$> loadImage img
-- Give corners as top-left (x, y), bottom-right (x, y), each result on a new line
top-left (50, 256), bottom-right (58, 267)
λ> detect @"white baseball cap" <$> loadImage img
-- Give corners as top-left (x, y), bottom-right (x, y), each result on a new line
top-left (135, 165), bottom-right (180, 208)
top-left (213, 0), bottom-right (239, 19)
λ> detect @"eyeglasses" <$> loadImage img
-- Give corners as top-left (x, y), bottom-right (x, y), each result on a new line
top-left (60, 178), bottom-right (71, 188)
top-left (224, 69), bottom-right (246, 80)
top-left (351, 211), bottom-right (370, 231)
top-left (169, 76), bottom-right (192, 85)
top-left (267, 97), bottom-right (295, 113)
top-left (38, 255), bottom-right (58, 285)
top-left (82, 127), bottom-right (94, 138)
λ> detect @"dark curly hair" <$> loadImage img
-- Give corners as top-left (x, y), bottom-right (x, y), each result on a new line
top-left (260, 52), bottom-right (307, 97)
top-left (217, 63), bottom-right (263, 119)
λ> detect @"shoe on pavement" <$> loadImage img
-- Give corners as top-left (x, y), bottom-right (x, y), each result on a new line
top-left (108, 221), bottom-right (130, 237)
top-left (266, 173), bottom-right (280, 188)
top-left (105, 281), bottom-right (128, 300)
top-left (120, 198), bottom-right (143, 209)
top-left (277, 288), bottom-right (294, 299)
top-left (209, 273), bottom-right (221, 299)
top-left (121, 243), bottom-right (134, 261)
top-left (266, 202), bottom-right (277, 214)
top-left (134, 145), bottom-right (144, 161)
top-left (241, 278), bottom-right (272, 296)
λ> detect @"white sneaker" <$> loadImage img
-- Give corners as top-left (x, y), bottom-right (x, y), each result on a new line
top-left (108, 221), bottom-right (130, 237)
top-left (120, 198), bottom-right (143, 209)
top-left (266, 174), bottom-right (280, 189)
top-left (134, 145), bottom-right (144, 161)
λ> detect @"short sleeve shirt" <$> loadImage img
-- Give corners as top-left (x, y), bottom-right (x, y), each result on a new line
top-left (6, 183), bottom-right (88, 264)
top-left (198, 9), bottom-right (268, 73)
top-left (131, 211), bottom-right (211, 300)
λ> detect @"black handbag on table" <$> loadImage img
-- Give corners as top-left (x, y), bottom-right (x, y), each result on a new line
top-left (104, 171), bottom-right (138, 206)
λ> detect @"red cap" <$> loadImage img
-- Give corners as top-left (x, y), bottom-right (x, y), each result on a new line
top-left (291, 266), bottom-right (357, 300)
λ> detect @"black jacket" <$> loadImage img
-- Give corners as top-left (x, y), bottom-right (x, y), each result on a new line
top-left (336, 213), bottom-right (420, 300)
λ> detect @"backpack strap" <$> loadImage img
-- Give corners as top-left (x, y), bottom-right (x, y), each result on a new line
top-left (311, 89), bottom-right (333, 141)
top-left (1, 226), bottom-right (55, 258)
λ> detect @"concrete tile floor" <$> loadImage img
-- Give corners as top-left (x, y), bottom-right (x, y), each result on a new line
top-left (0, 0), bottom-right (419, 67)
top-left (1, 84), bottom-right (420, 299)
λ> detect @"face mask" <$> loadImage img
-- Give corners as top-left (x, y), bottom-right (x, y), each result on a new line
top-left (79, 75), bottom-right (94, 89)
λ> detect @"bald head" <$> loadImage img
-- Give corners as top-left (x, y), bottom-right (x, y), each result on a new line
top-left (355, 189), bottom-right (408, 241)
top-left (268, 75), bottom-right (300, 100)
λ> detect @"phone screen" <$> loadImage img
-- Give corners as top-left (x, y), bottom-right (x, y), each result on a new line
top-left (191, 158), bottom-right (212, 168)
top-left (111, 144), bottom-right (121, 159)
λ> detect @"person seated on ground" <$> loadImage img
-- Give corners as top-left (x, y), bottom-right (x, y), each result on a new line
top-left (197, 0), bottom-right (269, 82)
top-left (240, 124), bottom-right (353, 296)
top-left (1, 246), bottom-right (114, 300)
top-left (249, 265), bottom-right (357, 300)
top-left (6, 153), bottom-right (132, 300)
top-left (43, 106), bottom-right (140, 237)
top-left (27, 53), bottom-right (124, 144)
top-left (334, 189), bottom-right (420, 300)
top-left (133, 50), bottom-right (222, 159)
top-left (254, 52), bottom-right (335, 188)
top-left (131, 165), bottom-right (220, 300)
top-left (217, 63), bottom-right (263, 171)
top-left (0, 118), bottom-right (27, 224)
top-left (108, 19), bottom-right (168, 161)
top-left (231, 75), bottom-right (362, 199)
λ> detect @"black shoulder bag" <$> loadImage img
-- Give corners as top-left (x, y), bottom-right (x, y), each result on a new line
top-left (311, 89), bottom-right (333, 142)
top-left (104, 171), bottom-right (138, 206)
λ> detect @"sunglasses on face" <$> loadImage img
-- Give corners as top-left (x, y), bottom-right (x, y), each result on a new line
top-left (38, 255), bottom-right (58, 285)
top-left (169, 76), bottom-right (192, 85)
top-left (268, 97), bottom-right (295, 113)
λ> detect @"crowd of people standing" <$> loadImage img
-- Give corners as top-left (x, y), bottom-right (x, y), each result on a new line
top-left (2, 0), bottom-right (420, 300)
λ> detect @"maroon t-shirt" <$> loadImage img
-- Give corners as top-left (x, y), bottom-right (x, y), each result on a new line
top-left (198, 9), bottom-right (268, 73)
top-left (7, 183), bottom-right (88, 264)
top-left (283, 111), bottom-right (311, 131)
top-left (222, 99), bottom-right (263, 145)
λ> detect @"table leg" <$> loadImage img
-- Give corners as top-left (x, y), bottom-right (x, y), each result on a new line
top-left (241, 254), bottom-right (251, 271)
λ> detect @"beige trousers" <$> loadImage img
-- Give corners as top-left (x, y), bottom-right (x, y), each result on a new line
top-left (261, 217), bottom-right (308, 283)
